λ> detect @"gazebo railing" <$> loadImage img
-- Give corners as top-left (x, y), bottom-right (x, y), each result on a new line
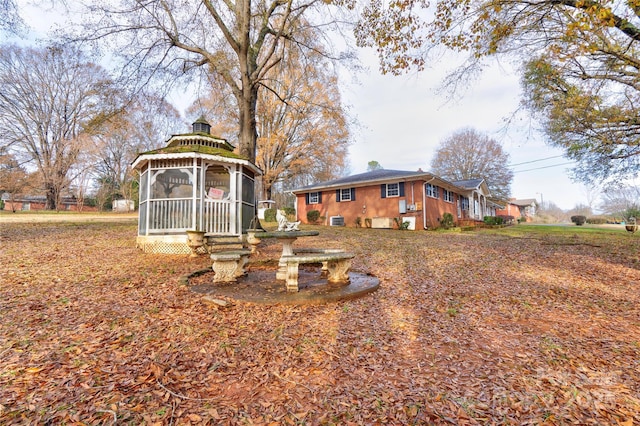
top-left (147, 198), bottom-right (234, 234)
top-left (149, 199), bottom-right (192, 232)
top-left (203, 199), bottom-right (232, 234)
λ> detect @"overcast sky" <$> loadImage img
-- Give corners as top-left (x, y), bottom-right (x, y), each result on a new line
top-left (17, 2), bottom-right (590, 210)
top-left (339, 50), bottom-right (589, 210)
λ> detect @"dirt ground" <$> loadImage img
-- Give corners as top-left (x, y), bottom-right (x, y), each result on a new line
top-left (1, 219), bottom-right (639, 424)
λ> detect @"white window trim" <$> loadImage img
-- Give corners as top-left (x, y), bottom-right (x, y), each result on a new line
top-left (443, 189), bottom-right (454, 203)
top-left (340, 188), bottom-right (352, 202)
top-left (426, 183), bottom-right (439, 199)
top-left (309, 192), bottom-right (320, 204)
top-left (386, 182), bottom-right (400, 198)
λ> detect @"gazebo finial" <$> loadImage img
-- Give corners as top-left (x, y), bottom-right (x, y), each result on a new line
top-left (193, 116), bottom-right (211, 134)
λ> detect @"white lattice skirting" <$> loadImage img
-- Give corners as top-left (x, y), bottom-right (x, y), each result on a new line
top-left (136, 236), bottom-right (191, 254)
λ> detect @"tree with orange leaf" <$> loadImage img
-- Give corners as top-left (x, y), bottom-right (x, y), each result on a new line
top-left (355, 0), bottom-right (640, 184)
top-left (193, 31), bottom-right (351, 200)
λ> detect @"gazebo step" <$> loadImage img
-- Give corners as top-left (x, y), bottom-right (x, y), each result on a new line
top-left (205, 235), bottom-right (246, 252)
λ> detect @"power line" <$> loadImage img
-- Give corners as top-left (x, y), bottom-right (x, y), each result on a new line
top-left (509, 155), bottom-right (564, 167)
top-left (513, 161), bottom-right (575, 173)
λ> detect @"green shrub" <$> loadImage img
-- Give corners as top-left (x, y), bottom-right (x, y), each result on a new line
top-left (498, 215), bottom-right (514, 224)
top-left (570, 215), bottom-right (586, 226)
top-left (264, 208), bottom-right (277, 222)
top-left (483, 216), bottom-right (504, 226)
top-left (623, 206), bottom-right (640, 223)
top-left (441, 212), bottom-right (455, 229)
top-left (283, 207), bottom-right (295, 217)
top-left (307, 209), bottom-right (321, 223)
top-left (355, 217), bottom-right (362, 228)
top-left (586, 217), bottom-right (607, 224)
top-left (394, 217), bottom-right (410, 230)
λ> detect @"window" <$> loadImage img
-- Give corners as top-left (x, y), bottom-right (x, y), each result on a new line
top-left (460, 196), bottom-right (469, 211)
top-left (380, 182), bottom-right (405, 198)
top-left (387, 183), bottom-right (399, 197)
top-left (443, 189), bottom-right (454, 203)
top-left (306, 192), bottom-right (321, 204)
top-left (337, 188), bottom-right (356, 202)
top-left (426, 183), bottom-right (439, 199)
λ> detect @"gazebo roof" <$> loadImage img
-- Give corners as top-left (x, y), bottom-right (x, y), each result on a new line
top-left (165, 133), bottom-right (236, 152)
top-left (131, 144), bottom-right (262, 175)
top-left (138, 143), bottom-right (244, 159)
top-left (131, 118), bottom-right (262, 175)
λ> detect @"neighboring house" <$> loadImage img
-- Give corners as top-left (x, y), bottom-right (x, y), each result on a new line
top-left (291, 169), bottom-right (492, 230)
top-left (0, 194), bottom-right (97, 212)
top-left (496, 198), bottom-right (538, 222)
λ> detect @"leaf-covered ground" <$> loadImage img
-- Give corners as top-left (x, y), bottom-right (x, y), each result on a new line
top-left (1, 220), bottom-right (639, 424)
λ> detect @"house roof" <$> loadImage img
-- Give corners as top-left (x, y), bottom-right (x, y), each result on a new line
top-left (487, 199), bottom-right (505, 209)
top-left (452, 179), bottom-right (484, 190)
top-left (292, 169), bottom-right (497, 197)
top-left (510, 198), bottom-right (537, 207)
top-left (292, 169), bottom-right (436, 192)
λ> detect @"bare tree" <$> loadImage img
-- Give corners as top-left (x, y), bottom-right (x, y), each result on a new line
top-left (0, 0), bottom-right (23, 35)
top-left (193, 31), bottom-right (351, 199)
top-left (66, 0), bottom-right (349, 165)
top-left (430, 128), bottom-right (513, 201)
top-left (0, 149), bottom-right (29, 211)
top-left (89, 96), bottom-right (182, 209)
top-left (0, 44), bottom-right (118, 210)
top-left (536, 201), bottom-right (567, 224)
top-left (599, 185), bottom-right (640, 216)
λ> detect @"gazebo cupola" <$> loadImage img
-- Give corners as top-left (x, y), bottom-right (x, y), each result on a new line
top-left (131, 118), bottom-right (262, 254)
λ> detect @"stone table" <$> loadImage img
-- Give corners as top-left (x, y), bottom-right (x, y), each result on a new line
top-left (249, 230), bottom-right (320, 280)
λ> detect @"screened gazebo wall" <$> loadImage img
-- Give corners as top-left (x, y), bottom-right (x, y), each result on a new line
top-left (135, 156), bottom-right (258, 254)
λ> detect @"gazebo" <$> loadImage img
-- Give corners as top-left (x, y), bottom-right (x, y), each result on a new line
top-left (131, 118), bottom-right (262, 254)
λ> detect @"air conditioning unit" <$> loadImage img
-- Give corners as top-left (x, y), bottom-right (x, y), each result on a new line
top-left (330, 216), bottom-right (345, 226)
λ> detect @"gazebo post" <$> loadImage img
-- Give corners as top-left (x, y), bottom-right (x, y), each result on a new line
top-left (191, 158), bottom-right (198, 231)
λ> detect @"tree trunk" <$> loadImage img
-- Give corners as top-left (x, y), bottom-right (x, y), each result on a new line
top-left (236, 80), bottom-right (259, 163)
top-left (45, 184), bottom-right (58, 210)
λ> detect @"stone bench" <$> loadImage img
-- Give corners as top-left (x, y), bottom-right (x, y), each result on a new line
top-left (293, 248), bottom-right (345, 277)
top-left (210, 249), bottom-right (251, 283)
top-left (205, 235), bottom-right (246, 253)
top-left (281, 251), bottom-right (355, 292)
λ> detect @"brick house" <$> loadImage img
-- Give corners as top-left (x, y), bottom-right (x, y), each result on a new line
top-left (496, 198), bottom-right (538, 222)
top-left (291, 169), bottom-right (492, 230)
top-left (0, 195), bottom-right (97, 212)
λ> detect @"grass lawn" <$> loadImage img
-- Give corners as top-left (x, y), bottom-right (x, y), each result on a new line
top-left (1, 219), bottom-right (639, 424)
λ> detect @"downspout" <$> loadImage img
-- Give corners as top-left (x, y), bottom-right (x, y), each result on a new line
top-left (411, 182), bottom-right (415, 205)
top-left (423, 176), bottom-right (436, 230)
